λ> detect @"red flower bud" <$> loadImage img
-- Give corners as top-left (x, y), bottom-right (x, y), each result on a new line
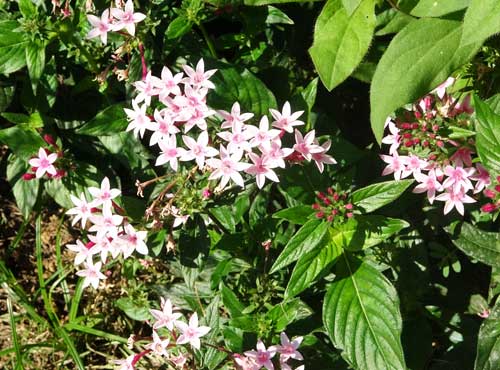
top-left (345, 203), bottom-right (353, 210)
top-left (436, 140), bottom-right (444, 148)
top-left (22, 173), bottom-right (36, 180)
top-left (413, 138), bottom-right (421, 145)
top-left (43, 134), bottom-right (57, 147)
top-left (481, 203), bottom-right (497, 213)
top-left (85, 241), bottom-right (96, 249)
top-left (401, 123), bottom-right (411, 130)
top-left (414, 111), bottom-right (422, 119)
top-left (404, 140), bottom-right (414, 147)
top-left (403, 133), bottom-right (412, 139)
top-left (315, 211), bottom-right (324, 219)
top-left (346, 212), bottom-right (353, 218)
top-left (312, 203), bottom-right (321, 210)
top-left (422, 140), bottom-right (430, 147)
top-left (484, 189), bottom-right (496, 199)
top-left (411, 123), bottom-right (419, 130)
top-left (327, 187), bottom-right (334, 196)
top-left (327, 215), bottom-right (334, 222)
top-left (495, 185), bottom-right (500, 193)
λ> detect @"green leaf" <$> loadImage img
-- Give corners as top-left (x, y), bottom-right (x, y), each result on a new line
top-left (209, 67), bottom-right (277, 118)
top-left (376, 12), bottom-right (414, 36)
top-left (0, 126), bottom-right (44, 158)
top-left (342, 0), bottom-right (362, 15)
top-left (449, 222), bottom-right (500, 268)
top-left (0, 20), bottom-right (28, 75)
top-left (474, 95), bottom-right (500, 175)
top-left (273, 205), bottom-right (314, 225)
top-left (461, 0), bottom-right (500, 47)
top-left (220, 283), bottom-right (245, 318)
top-left (244, 0), bottom-right (321, 5)
top-left (211, 206), bottom-right (237, 233)
top-left (266, 5), bottom-right (294, 24)
top-left (285, 236), bottom-right (343, 298)
top-left (166, 16), bottom-right (193, 39)
top-left (410, 0), bottom-right (470, 17)
top-left (351, 179), bottom-right (414, 213)
top-left (370, 18), bottom-right (480, 143)
top-left (270, 219), bottom-right (329, 273)
top-left (332, 215), bottom-right (409, 251)
top-left (115, 297), bottom-right (151, 321)
top-left (266, 299), bottom-right (313, 331)
top-left (76, 104), bottom-right (128, 136)
top-left (475, 297), bottom-right (500, 370)
top-left (17, 0), bottom-right (37, 18)
top-left (323, 254), bottom-right (406, 370)
top-left (7, 155), bottom-right (39, 218)
top-left (309, 0), bottom-right (376, 91)
top-left (26, 40), bottom-right (45, 93)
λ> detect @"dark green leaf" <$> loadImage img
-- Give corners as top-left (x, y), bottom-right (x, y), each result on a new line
top-left (221, 283), bottom-right (245, 318)
top-left (115, 297), bottom-right (151, 321)
top-left (245, 0), bottom-right (321, 5)
top-left (166, 16), bottom-right (192, 39)
top-left (309, 0), bottom-right (376, 91)
top-left (461, 0), bottom-right (500, 47)
top-left (273, 205), bottom-right (314, 225)
top-left (266, 299), bottom-right (313, 331)
top-left (208, 67), bottom-right (276, 118)
top-left (449, 222), bottom-right (500, 267)
top-left (270, 219), bottom-right (329, 273)
top-left (0, 126), bottom-right (44, 158)
top-left (323, 254), bottom-right (406, 370)
top-left (410, 0), bottom-right (470, 17)
top-left (26, 40), bottom-right (46, 93)
top-left (285, 236), bottom-right (343, 298)
top-left (475, 297), bottom-right (500, 370)
top-left (211, 206), bottom-right (237, 233)
top-left (7, 155), bottom-right (39, 218)
top-left (474, 95), bottom-right (500, 175)
top-left (370, 19), bottom-right (480, 143)
top-left (351, 179), bottom-right (414, 213)
top-left (76, 104), bottom-right (128, 136)
top-left (0, 20), bottom-right (28, 75)
top-left (266, 6), bottom-right (294, 24)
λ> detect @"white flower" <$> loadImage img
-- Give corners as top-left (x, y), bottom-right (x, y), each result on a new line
top-left (145, 331), bottom-right (169, 357)
top-left (86, 9), bottom-right (112, 44)
top-left (66, 239), bottom-right (97, 266)
top-left (119, 224), bottom-right (148, 259)
top-left (245, 153), bottom-right (279, 189)
top-left (88, 177), bottom-right (121, 208)
top-left (124, 99), bottom-right (152, 139)
top-left (110, 0), bottom-right (146, 36)
top-left (270, 102), bottom-right (304, 133)
top-left (150, 297), bottom-right (182, 331)
top-left (206, 146), bottom-right (251, 189)
top-left (182, 58), bottom-right (217, 90)
top-left (76, 258), bottom-right (106, 289)
top-left (66, 192), bottom-right (95, 228)
top-left (244, 340), bottom-right (276, 370)
top-left (176, 312), bottom-right (211, 349)
top-left (156, 135), bottom-right (184, 171)
top-left (28, 148), bottom-right (58, 178)
top-left (180, 131), bottom-right (218, 168)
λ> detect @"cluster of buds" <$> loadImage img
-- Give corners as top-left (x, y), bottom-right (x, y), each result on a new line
top-left (116, 297), bottom-right (304, 370)
top-left (481, 176), bottom-right (500, 214)
top-left (312, 187), bottom-right (354, 223)
top-left (380, 77), bottom-right (492, 216)
top-left (65, 177), bottom-right (149, 289)
top-left (86, 0), bottom-right (146, 44)
top-left (24, 135), bottom-right (66, 180)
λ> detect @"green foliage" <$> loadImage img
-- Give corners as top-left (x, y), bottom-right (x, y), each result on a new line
top-left (475, 297), bottom-right (500, 370)
top-left (474, 95), bottom-right (500, 175)
top-left (449, 223), bottom-right (500, 268)
top-left (351, 180), bottom-right (413, 213)
top-left (461, 0), bottom-right (500, 47)
top-left (0, 20), bottom-right (28, 74)
top-left (410, 0), bottom-right (470, 17)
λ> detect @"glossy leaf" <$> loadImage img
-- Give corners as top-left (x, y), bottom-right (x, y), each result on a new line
top-left (351, 179), bottom-right (413, 213)
top-left (244, 0), bottom-right (321, 5)
top-left (410, 0), bottom-right (470, 17)
top-left (449, 222), bottom-right (500, 268)
top-left (0, 20), bottom-right (28, 75)
top-left (331, 216), bottom-right (409, 251)
top-left (273, 205), bottom-right (314, 225)
top-left (475, 297), bottom-right (500, 370)
top-left (7, 155), bottom-right (39, 218)
top-left (474, 95), bottom-right (500, 175)
top-left (26, 40), bottom-right (46, 93)
top-left (270, 219), bottom-right (329, 273)
top-left (18, 0), bottom-right (36, 17)
top-left (76, 104), bottom-right (128, 136)
top-left (323, 254), bottom-right (406, 370)
top-left (309, 0), bottom-right (376, 91)
top-left (0, 126), bottom-right (45, 158)
top-left (166, 16), bottom-right (192, 39)
top-left (370, 19), bottom-right (479, 143)
top-left (285, 236), bottom-right (343, 298)
top-left (209, 67), bottom-right (277, 118)
top-left (342, 0), bottom-right (362, 15)
top-left (461, 0), bottom-right (500, 47)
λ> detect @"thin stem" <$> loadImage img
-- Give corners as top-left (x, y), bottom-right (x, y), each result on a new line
top-left (385, 0), bottom-right (414, 17)
top-left (198, 23), bottom-right (217, 58)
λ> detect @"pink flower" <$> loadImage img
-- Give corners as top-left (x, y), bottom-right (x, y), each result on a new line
top-left (66, 239), bottom-right (97, 266)
top-left (311, 139), bottom-right (337, 173)
top-left (270, 102), bottom-right (304, 133)
top-left (381, 120), bottom-right (401, 155)
top-left (88, 177), bottom-right (121, 208)
top-left (145, 331), bottom-right (169, 357)
top-left (219, 102), bottom-right (255, 130)
top-left (170, 354), bottom-right (187, 368)
top-left (86, 9), bottom-right (112, 44)
top-left (471, 163), bottom-right (491, 194)
top-left (206, 146), bottom-right (251, 189)
top-left (66, 192), bottom-right (95, 228)
top-left (76, 259), bottom-right (106, 289)
top-left (88, 206), bottom-right (123, 239)
top-left (260, 139), bottom-right (293, 168)
top-left (274, 332), bottom-right (303, 361)
top-left (176, 312), bottom-right (211, 349)
top-left (217, 124), bottom-right (254, 153)
top-left (119, 224), bottom-right (148, 258)
top-left (405, 154), bottom-right (428, 176)
top-left (413, 170), bottom-right (442, 204)
top-left (180, 131), bottom-right (218, 168)
top-left (149, 109), bottom-right (179, 146)
top-left (292, 129), bottom-right (323, 161)
top-left (124, 99), bottom-right (152, 138)
top-left (156, 135), bottom-right (184, 171)
top-left (155, 66), bottom-right (184, 99)
top-left (182, 58), bottom-right (217, 90)
top-left (244, 340), bottom-right (276, 370)
top-left (111, 0), bottom-right (146, 36)
top-left (113, 355), bottom-right (135, 370)
top-left (433, 77), bottom-right (455, 99)
top-left (442, 165), bottom-right (475, 192)
top-left (247, 116), bottom-right (280, 147)
top-left (234, 354), bottom-right (260, 370)
top-left (29, 148), bottom-right (58, 178)
top-left (133, 71), bottom-right (161, 106)
top-left (150, 297), bottom-right (182, 331)
top-left (435, 188), bottom-right (476, 215)
top-left (380, 153), bottom-right (409, 180)
top-left (88, 234), bottom-right (120, 263)
top-left (450, 147), bottom-right (473, 167)
top-left (245, 153), bottom-right (279, 189)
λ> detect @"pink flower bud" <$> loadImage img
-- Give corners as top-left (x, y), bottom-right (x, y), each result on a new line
top-left (315, 211), bottom-right (324, 219)
top-left (345, 203), bottom-right (353, 210)
top-left (85, 241), bottom-right (96, 249)
top-left (346, 212), bottom-right (353, 218)
top-left (432, 125), bottom-right (439, 132)
top-left (411, 123), bottom-right (419, 130)
top-left (327, 187), bottom-right (334, 195)
top-left (484, 189), bottom-right (496, 199)
top-left (481, 203), bottom-right (497, 213)
top-left (422, 140), bottom-right (430, 147)
top-left (202, 188), bottom-right (212, 198)
top-left (331, 209), bottom-right (338, 215)
top-left (22, 173), bottom-right (36, 180)
top-left (436, 140), bottom-right (444, 148)
top-left (414, 111), bottom-right (422, 119)
top-left (327, 215), bottom-right (334, 222)
top-left (312, 203), bottom-right (321, 210)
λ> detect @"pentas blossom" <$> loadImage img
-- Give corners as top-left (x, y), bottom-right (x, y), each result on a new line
top-left (245, 340), bottom-right (276, 370)
top-left (380, 77), bottom-right (491, 216)
top-left (150, 298), bottom-right (182, 331)
top-left (66, 177), bottom-right (150, 290)
top-left (176, 312), bottom-right (211, 349)
top-left (86, 0), bottom-right (146, 44)
top-left (29, 147), bottom-right (58, 179)
top-left (270, 101), bottom-right (304, 133)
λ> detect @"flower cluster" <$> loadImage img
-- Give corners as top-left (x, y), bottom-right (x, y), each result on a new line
top-left (66, 177), bottom-right (149, 289)
top-left (380, 77), bottom-right (491, 216)
top-left (86, 0), bottom-right (146, 44)
top-left (116, 297), bottom-right (303, 370)
top-left (24, 135), bottom-right (65, 180)
top-left (124, 58), bottom-right (336, 194)
top-left (234, 333), bottom-right (304, 370)
top-left (481, 176), bottom-right (500, 214)
top-left (312, 186), bottom-right (354, 223)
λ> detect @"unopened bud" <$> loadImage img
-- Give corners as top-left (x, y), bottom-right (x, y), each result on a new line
top-left (315, 211), bottom-right (324, 219)
top-left (43, 134), bottom-right (57, 147)
top-left (22, 173), bottom-right (36, 180)
top-left (346, 212), bottom-right (353, 218)
top-left (345, 203), bottom-right (353, 210)
top-left (481, 203), bottom-right (497, 213)
top-left (202, 188), bottom-right (212, 198)
top-left (484, 189), bottom-right (496, 199)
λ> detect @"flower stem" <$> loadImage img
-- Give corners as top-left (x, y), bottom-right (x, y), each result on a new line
top-left (198, 23), bottom-right (217, 59)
